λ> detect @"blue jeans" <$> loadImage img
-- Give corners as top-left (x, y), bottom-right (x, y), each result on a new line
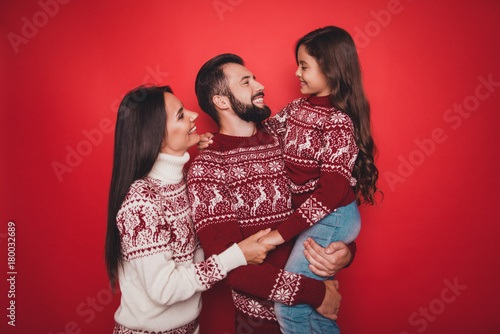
top-left (275, 201), bottom-right (361, 334)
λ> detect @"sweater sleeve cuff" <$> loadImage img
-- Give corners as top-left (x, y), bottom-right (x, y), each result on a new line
top-left (217, 243), bottom-right (247, 273)
top-left (277, 215), bottom-right (306, 242)
top-left (298, 276), bottom-right (326, 309)
top-left (344, 241), bottom-right (357, 268)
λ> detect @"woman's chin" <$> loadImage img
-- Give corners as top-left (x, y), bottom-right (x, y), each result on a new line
top-left (188, 134), bottom-right (201, 149)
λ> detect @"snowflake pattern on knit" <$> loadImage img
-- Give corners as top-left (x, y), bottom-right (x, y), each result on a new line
top-left (268, 270), bottom-right (302, 306)
top-left (188, 137), bottom-right (293, 232)
top-left (117, 178), bottom-right (196, 262)
top-left (289, 178), bottom-right (318, 195)
top-left (118, 177), bottom-right (229, 290)
top-left (297, 196), bottom-right (330, 226)
top-left (193, 256), bottom-right (224, 289)
top-left (189, 164), bottom-right (204, 177)
top-left (113, 319), bottom-right (198, 334)
top-left (232, 290), bottom-right (277, 321)
top-left (264, 97), bottom-right (358, 185)
top-left (260, 98), bottom-right (359, 239)
top-left (188, 133), bottom-right (321, 323)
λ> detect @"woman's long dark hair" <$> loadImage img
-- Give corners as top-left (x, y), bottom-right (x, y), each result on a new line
top-left (296, 26), bottom-right (381, 204)
top-left (105, 85), bottom-right (172, 289)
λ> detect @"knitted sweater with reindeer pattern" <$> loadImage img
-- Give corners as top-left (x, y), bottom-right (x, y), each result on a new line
top-left (260, 95), bottom-right (359, 242)
top-left (187, 130), bottom-right (326, 332)
top-left (113, 152), bottom-right (246, 334)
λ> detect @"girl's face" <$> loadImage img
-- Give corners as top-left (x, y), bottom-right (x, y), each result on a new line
top-left (161, 92), bottom-right (200, 156)
top-left (295, 44), bottom-right (331, 97)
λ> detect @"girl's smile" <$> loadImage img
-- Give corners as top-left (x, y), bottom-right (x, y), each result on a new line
top-left (295, 44), bottom-right (332, 97)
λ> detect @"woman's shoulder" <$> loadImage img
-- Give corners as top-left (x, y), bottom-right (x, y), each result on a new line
top-left (123, 178), bottom-right (161, 203)
top-left (118, 179), bottom-right (166, 220)
top-left (116, 179), bottom-right (165, 233)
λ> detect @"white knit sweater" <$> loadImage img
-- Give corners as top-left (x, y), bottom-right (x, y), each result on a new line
top-left (114, 152), bottom-right (246, 334)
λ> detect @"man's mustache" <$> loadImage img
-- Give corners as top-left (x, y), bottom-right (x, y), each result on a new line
top-left (252, 92), bottom-right (265, 100)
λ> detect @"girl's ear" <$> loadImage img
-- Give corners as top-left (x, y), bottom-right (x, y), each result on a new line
top-left (212, 95), bottom-right (229, 110)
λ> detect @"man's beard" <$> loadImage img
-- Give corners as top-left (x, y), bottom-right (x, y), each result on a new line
top-left (228, 92), bottom-right (271, 123)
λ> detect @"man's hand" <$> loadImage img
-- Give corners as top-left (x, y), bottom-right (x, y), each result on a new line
top-left (238, 228), bottom-right (276, 264)
top-left (197, 132), bottom-right (214, 150)
top-left (303, 239), bottom-right (352, 277)
top-left (316, 280), bottom-right (341, 320)
top-left (258, 229), bottom-right (285, 246)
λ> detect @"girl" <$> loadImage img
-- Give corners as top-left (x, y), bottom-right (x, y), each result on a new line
top-left (259, 26), bottom-right (380, 333)
top-left (105, 85), bottom-right (274, 334)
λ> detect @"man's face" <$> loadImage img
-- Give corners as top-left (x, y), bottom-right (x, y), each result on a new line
top-left (223, 63), bottom-right (271, 123)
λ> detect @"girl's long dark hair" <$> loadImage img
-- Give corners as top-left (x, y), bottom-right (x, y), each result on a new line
top-left (105, 85), bottom-right (172, 289)
top-left (296, 26), bottom-right (381, 204)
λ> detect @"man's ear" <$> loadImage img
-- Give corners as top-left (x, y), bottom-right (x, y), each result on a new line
top-left (213, 95), bottom-right (229, 110)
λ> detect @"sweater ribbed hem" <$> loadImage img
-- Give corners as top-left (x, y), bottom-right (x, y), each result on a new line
top-left (299, 276), bottom-right (326, 309)
top-left (276, 215), bottom-right (305, 242)
top-left (234, 310), bottom-right (281, 334)
top-left (217, 243), bottom-right (247, 273)
top-left (114, 318), bottom-right (198, 333)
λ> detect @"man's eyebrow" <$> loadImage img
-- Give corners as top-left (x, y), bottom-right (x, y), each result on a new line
top-left (240, 75), bottom-right (251, 83)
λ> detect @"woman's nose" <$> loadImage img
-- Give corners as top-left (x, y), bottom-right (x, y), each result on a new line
top-left (188, 110), bottom-right (198, 121)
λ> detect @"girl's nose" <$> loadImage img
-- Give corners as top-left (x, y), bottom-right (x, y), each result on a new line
top-left (295, 67), bottom-right (301, 78)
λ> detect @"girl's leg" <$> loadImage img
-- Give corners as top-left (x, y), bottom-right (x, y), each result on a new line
top-left (275, 201), bottom-right (360, 334)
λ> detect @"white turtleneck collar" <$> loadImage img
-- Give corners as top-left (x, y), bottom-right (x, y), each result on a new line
top-left (148, 152), bottom-right (190, 184)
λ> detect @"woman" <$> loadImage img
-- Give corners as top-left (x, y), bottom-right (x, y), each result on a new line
top-left (105, 85), bottom-right (274, 334)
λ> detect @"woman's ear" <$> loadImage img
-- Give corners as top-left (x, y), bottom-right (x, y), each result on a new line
top-left (212, 95), bottom-right (229, 110)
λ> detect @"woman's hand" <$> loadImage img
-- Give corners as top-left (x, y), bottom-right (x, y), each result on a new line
top-left (238, 228), bottom-right (276, 264)
top-left (197, 132), bottom-right (214, 150)
top-left (258, 229), bottom-right (285, 246)
top-left (316, 280), bottom-right (341, 320)
top-left (303, 238), bottom-right (352, 277)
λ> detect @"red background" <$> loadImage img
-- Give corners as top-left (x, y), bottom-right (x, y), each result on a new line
top-left (2, 0), bottom-right (500, 333)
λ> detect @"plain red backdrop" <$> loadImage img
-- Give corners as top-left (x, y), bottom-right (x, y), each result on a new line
top-left (1, 0), bottom-right (500, 333)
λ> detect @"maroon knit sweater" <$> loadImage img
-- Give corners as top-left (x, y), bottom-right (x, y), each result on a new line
top-left (187, 130), bottom-right (326, 333)
top-left (261, 96), bottom-right (359, 241)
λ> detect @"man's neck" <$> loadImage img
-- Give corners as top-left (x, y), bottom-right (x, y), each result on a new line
top-left (219, 116), bottom-right (257, 137)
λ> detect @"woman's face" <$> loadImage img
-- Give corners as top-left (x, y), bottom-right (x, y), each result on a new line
top-left (161, 92), bottom-right (200, 156)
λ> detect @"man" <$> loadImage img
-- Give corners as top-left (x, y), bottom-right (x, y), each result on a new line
top-left (187, 54), bottom-right (355, 333)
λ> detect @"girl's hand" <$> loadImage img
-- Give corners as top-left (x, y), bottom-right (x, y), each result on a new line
top-left (197, 132), bottom-right (214, 150)
top-left (238, 228), bottom-right (275, 265)
top-left (258, 229), bottom-right (285, 246)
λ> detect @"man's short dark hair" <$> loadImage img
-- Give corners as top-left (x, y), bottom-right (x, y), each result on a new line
top-left (195, 53), bottom-right (244, 125)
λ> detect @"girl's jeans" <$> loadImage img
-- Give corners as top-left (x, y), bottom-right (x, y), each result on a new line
top-left (274, 201), bottom-right (361, 334)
